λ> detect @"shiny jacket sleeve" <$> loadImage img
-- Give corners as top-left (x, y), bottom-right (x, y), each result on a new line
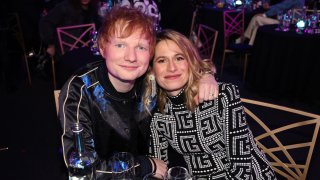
top-left (58, 76), bottom-right (98, 168)
top-left (58, 74), bottom-right (153, 179)
top-left (265, 0), bottom-right (304, 17)
top-left (220, 84), bottom-right (252, 179)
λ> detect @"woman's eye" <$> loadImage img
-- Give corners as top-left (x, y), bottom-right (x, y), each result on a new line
top-left (156, 58), bottom-right (165, 63)
top-left (176, 56), bottom-right (185, 61)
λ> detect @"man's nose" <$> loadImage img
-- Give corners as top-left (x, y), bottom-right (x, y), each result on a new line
top-left (125, 48), bottom-right (137, 62)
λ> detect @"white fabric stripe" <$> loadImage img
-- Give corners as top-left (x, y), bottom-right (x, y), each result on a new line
top-left (78, 67), bottom-right (98, 77)
top-left (60, 75), bottom-right (78, 168)
top-left (87, 81), bottom-right (99, 88)
top-left (77, 85), bottom-right (85, 124)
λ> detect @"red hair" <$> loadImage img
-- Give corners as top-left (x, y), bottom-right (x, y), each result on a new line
top-left (97, 5), bottom-right (156, 55)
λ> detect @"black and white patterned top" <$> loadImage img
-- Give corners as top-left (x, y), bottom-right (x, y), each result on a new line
top-left (149, 83), bottom-right (277, 179)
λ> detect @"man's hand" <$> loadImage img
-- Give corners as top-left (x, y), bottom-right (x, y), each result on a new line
top-left (46, 44), bottom-right (56, 56)
top-left (196, 74), bottom-right (218, 104)
top-left (151, 158), bottom-right (167, 179)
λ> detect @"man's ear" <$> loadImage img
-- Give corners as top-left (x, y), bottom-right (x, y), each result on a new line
top-left (99, 47), bottom-right (104, 58)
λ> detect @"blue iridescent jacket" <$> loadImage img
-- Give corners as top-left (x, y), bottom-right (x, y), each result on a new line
top-left (58, 60), bottom-right (153, 179)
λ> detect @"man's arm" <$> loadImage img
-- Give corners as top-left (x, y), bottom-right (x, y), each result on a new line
top-left (58, 77), bottom-right (97, 168)
top-left (265, 0), bottom-right (304, 17)
top-left (197, 73), bottom-right (218, 104)
top-left (197, 60), bottom-right (219, 104)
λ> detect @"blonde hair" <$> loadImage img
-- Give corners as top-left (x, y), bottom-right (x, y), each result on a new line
top-left (97, 5), bottom-right (156, 55)
top-left (143, 29), bottom-right (214, 113)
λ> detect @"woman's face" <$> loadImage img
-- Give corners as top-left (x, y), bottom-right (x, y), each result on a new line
top-left (153, 39), bottom-right (189, 96)
top-left (100, 29), bottom-right (151, 92)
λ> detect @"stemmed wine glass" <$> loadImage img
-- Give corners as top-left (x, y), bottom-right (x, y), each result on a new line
top-left (166, 166), bottom-right (191, 180)
top-left (143, 172), bottom-right (165, 180)
top-left (110, 152), bottom-right (136, 180)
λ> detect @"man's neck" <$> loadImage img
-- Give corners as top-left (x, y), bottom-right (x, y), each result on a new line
top-left (108, 73), bottom-right (135, 93)
top-left (81, 4), bottom-right (89, 10)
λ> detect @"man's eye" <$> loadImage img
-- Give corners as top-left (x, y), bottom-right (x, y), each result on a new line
top-left (137, 46), bottom-right (148, 51)
top-left (115, 44), bottom-right (125, 48)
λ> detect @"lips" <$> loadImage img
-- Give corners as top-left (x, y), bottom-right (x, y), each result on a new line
top-left (119, 65), bottom-right (139, 70)
top-left (164, 74), bottom-right (181, 80)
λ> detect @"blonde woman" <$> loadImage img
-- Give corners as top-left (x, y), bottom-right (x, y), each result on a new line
top-left (144, 29), bottom-right (277, 179)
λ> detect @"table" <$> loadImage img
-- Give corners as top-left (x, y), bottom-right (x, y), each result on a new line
top-left (197, 5), bottom-right (263, 56)
top-left (246, 24), bottom-right (320, 105)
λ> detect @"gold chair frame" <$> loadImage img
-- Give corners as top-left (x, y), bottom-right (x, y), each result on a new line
top-left (54, 90), bottom-right (61, 115)
top-left (196, 24), bottom-right (218, 63)
top-left (221, 9), bottom-right (250, 81)
top-left (241, 98), bottom-right (320, 179)
top-left (6, 13), bottom-right (31, 85)
top-left (189, 7), bottom-right (218, 63)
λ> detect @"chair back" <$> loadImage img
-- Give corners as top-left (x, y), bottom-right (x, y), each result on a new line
top-left (292, 8), bottom-right (308, 24)
top-left (189, 6), bottom-right (199, 38)
top-left (241, 98), bottom-right (320, 180)
top-left (56, 23), bottom-right (96, 55)
top-left (4, 13), bottom-right (31, 85)
top-left (54, 90), bottom-right (61, 115)
top-left (196, 24), bottom-right (218, 62)
top-left (292, 8), bottom-right (320, 23)
top-left (223, 9), bottom-right (245, 50)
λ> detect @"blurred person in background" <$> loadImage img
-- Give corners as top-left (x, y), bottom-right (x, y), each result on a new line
top-left (236, 0), bottom-right (305, 45)
top-left (39, 0), bottom-right (100, 57)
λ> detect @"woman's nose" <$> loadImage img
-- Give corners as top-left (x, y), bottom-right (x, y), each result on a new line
top-left (167, 60), bottom-right (177, 72)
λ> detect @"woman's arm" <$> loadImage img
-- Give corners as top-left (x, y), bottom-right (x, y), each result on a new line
top-left (221, 84), bottom-right (252, 179)
top-left (148, 117), bottom-right (169, 162)
top-left (148, 116), bottom-right (169, 177)
top-left (197, 59), bottom-right (219, 103)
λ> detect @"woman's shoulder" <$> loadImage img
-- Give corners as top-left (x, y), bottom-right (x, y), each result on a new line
top-left (218, 82), bottom-right (240, 99)
top-left (218, 82), bottom-right (239, 92)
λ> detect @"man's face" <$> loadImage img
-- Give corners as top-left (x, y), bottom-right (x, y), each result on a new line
top-left (80, 0), bottom-right (91, 6)
top-left (100, 29), bottom-right (151, 89)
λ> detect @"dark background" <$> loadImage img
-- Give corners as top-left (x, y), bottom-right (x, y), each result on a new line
top-left (1, 0), bottom-right (319, 179)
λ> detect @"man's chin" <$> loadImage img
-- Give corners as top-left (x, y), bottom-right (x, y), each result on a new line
top-left (119, 75), bottom-right (140, 84)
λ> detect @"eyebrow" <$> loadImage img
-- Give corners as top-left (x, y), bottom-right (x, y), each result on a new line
top-left (154, 56), bottom-right (166, 60)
